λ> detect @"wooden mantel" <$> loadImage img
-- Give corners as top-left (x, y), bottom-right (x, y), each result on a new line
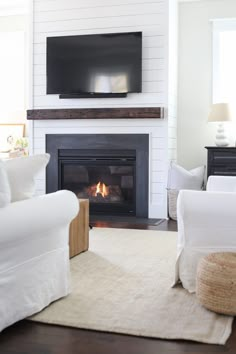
top-left (27, 107), bottom-right (164, 120)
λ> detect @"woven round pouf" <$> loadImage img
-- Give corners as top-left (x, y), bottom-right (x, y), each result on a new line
top-left (196, 252), bottom-right (236, 316)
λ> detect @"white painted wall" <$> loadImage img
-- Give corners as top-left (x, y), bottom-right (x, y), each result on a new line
top-left (31, 0), bottom-right (177, 218)
top-left (0, 15), bottom-right (27, 125)
top-left (0, 0), bottom-right (28, 17)
top-left (0, 15), bottom-right (27, 30)
top-left (178, 0), bottom-right (236, 169)
top-left (168, 0), bottom-right (178, 163)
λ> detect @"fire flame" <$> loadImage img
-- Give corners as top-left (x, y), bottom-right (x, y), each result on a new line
top-left (95, 181), bottom-right (109, 198)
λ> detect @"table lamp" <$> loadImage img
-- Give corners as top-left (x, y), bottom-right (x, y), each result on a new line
top-left (208, 103), bottom-right (232, 146)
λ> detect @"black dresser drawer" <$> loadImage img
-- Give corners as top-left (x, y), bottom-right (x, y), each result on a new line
top-left (210, 150), bottom-right (236, 164)
top-left (206, 147), bottom-right (236, 178)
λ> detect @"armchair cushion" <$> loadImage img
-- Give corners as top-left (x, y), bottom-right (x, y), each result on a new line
top-left (207, 175), bottom-right (236, 192)
top-left (0, 160), bottom-right (11, 208)
top-left (4, 153), bottom-right (50, 202)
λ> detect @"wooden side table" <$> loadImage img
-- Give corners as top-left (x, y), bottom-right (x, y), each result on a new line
top-left (69, 199), bottom-right (89, 258)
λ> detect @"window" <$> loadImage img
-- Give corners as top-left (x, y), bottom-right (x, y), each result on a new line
top-left (0, 31), bottom-right (25, 117)
top-left (212, 20), bottom-right (236, 105)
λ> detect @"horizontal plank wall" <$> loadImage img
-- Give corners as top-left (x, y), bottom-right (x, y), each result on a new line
top-left (33, 0), bottom-right (167, 109)
top-left (31, 0), bottom-right (171, 218)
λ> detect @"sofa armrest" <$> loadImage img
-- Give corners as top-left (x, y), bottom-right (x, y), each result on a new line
top-left (207, 175), bottom-right (236, 192)
top-left (0, 190), bottom-right (79, 244)
top-left (177, 189), bottom-right (236, 248)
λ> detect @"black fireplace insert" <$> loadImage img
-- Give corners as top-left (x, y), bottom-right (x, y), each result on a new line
top-left (46, 134), bottom-right (149, 217)
top-left (60, 150), bottom-right (136, 215)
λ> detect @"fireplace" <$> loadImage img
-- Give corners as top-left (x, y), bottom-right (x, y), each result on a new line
top-left (60, 150), bottom-right (136, 215)
top-left (46, 134), bottom-right (149, 217)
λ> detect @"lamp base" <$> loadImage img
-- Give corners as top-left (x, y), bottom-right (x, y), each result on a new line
top-left (215, 123), bottom-right (229, 147)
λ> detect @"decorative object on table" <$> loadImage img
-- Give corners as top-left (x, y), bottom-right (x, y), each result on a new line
top-left (0, 124), bottom-right (25, 156)
top-left (167, 162), bottom-right (205, 220)
top-left (208, 103), bottom-right (232, 147)
top-left (196, 252), bottom-right (236, 316)
top-left (14, 137), bottom-right (29, 156)
top-left (0, 149), bottom-right (25, 159)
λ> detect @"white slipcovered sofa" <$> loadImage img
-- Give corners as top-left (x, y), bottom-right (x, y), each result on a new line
top-left (175, 175), bottom-right (236, 293)
top-left (0, 155), bottom-right (79, 332)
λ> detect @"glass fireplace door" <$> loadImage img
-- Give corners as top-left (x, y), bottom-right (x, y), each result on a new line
top-left (59, 156), bottom-right (136, 215)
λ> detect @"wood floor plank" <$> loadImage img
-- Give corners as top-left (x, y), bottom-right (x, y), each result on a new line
top-left (1, 320), bottom-right (235, 354)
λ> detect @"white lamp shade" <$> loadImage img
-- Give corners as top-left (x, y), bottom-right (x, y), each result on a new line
top-left (208, 103), bottom-right (232, 122)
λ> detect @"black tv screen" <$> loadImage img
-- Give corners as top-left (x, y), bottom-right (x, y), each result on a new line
top-left (46, 32), bottom-right (142, 96)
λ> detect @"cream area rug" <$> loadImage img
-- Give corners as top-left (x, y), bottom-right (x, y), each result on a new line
top-left (30, 228), bottom-right (233, 345)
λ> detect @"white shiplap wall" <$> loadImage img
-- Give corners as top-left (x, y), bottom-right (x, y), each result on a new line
top-left (31, 0), bottom-right (176, 219)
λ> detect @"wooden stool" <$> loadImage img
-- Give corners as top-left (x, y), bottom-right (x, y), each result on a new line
top-left (69, 199), bottom-right (89, 258)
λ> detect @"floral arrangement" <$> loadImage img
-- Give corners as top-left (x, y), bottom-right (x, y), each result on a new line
top-left (14, 137), bottom-right (29, 156)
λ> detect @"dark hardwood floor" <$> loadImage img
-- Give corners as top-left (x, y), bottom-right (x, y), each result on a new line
top-left (90, 217), bottom-right (178, 231)
top-left (0, 219), bottom-right (235, 354)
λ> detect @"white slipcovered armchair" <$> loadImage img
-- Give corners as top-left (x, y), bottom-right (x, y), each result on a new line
top-left (0, 190), bottom-right (79, 332)
top-left (175, 176), bottom-right (236, 293)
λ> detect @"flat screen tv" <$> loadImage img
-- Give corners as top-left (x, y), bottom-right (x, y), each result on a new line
top-left (46, 32), bottom-right (142, 98)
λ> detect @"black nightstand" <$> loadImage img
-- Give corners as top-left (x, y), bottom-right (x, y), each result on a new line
top-left (205, 146), bottom-right (236, 178)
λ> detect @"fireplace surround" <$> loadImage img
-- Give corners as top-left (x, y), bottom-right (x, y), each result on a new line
top-left (46, 134), bottom-right (149, 217)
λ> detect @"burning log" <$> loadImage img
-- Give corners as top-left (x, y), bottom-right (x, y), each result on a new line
top-left (77, 181), bottom-right (123, 203)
